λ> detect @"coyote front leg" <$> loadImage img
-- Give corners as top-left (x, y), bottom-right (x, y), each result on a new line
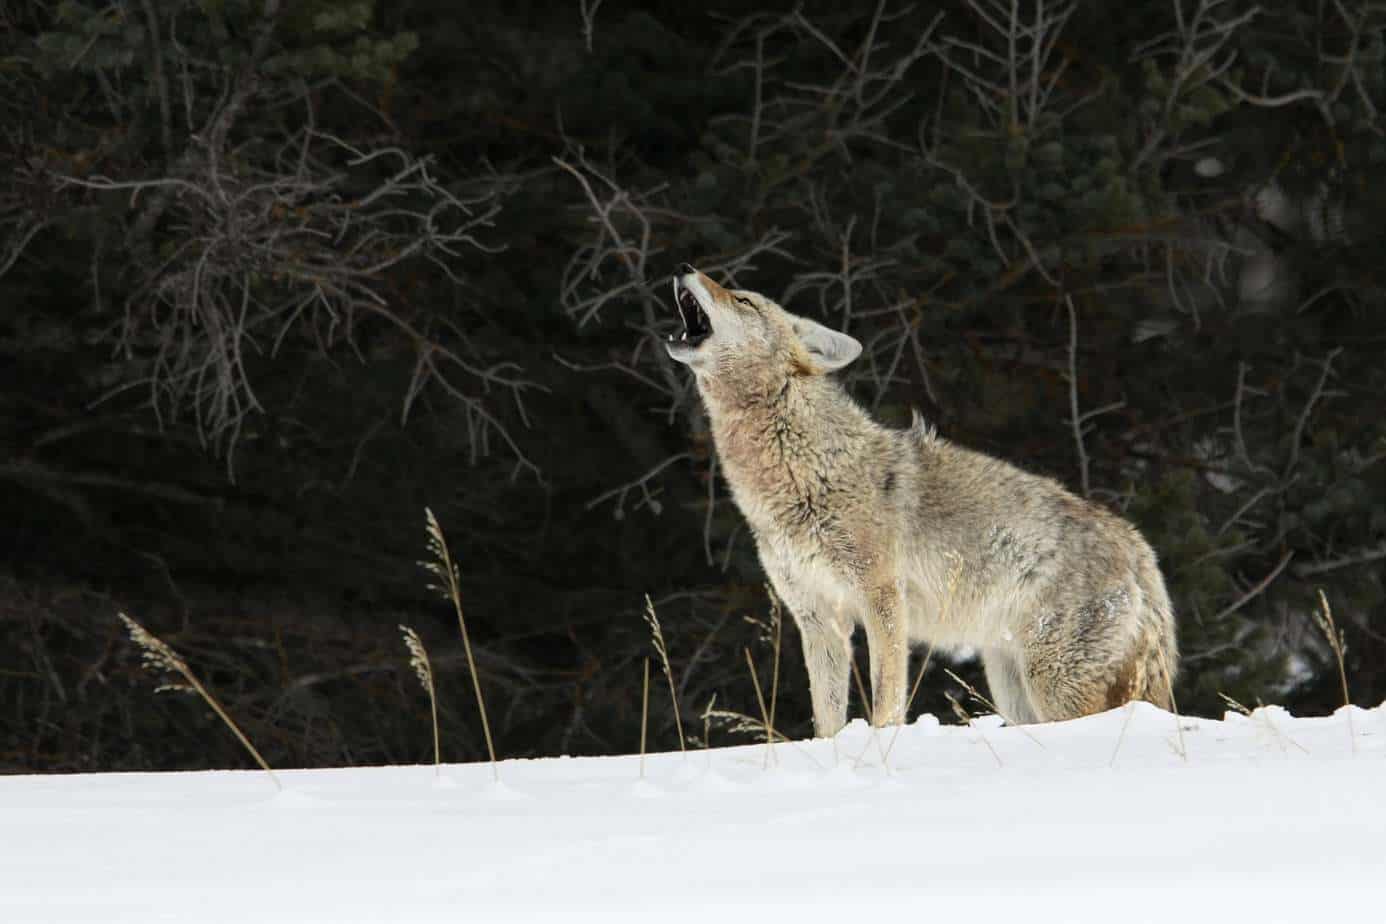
top-left (864, 583), bottom-right (908, 727)
top-left (794, 604), bottom-right (853, 738)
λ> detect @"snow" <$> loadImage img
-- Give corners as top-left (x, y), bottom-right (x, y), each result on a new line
top-left (3, 702), bottom-right (1382, 923)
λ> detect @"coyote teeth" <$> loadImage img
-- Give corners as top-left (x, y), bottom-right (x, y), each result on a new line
top-left (671, 273), bottom-right (712, 345)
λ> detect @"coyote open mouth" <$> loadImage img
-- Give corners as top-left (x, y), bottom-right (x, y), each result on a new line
top-left (671, 275), bottom-right (712, 347)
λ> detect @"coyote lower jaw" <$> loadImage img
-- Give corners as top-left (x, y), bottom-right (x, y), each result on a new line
top-left (670, 275), bottom-right (712, 347)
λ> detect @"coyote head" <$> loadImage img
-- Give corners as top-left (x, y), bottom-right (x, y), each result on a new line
top-left (664, 264), bottom-right (862, 378)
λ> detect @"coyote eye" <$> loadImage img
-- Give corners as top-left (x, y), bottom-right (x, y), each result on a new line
top-left (733, 294), bottom-right (754, 308)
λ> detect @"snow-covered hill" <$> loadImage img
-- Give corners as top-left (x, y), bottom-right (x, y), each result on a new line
top-left (4, 702), bottom-right (1381, 923)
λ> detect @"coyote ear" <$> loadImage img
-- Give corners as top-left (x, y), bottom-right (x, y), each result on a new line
top-left (791, 315), bottom-right (862, 372)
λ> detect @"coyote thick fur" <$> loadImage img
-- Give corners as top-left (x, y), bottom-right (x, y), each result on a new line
top-left (665, 264), bottom-right (1177, 736)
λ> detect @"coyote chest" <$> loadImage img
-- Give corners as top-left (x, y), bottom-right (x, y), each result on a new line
top-left (730, 461), bottom-right (871, 619)
top-left (709, 391), bottom-right (882, 604)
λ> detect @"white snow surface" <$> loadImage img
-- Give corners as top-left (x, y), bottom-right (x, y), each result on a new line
top-left (4, 702), bottom-right (1383, 923)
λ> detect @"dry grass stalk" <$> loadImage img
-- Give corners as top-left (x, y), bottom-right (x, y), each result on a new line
top-left (1219, 692), bottom-right (1308, 755)
top-left (765, 585), bottom-right (783, 747)
top-left (640, 657), bottom-right (650, 779)
top-left (704, 706), bottom-right (826, 770)
top-left (943, 668), bottom-right (1045, 750)
top-left (1219, 692), bottom-right (1253, 718)
top-left (882, 642), bottom-right (938, 766)
top-left (743, 647), bottom-right (776, 768)
top-left (1313, 589), bottom-right (1355, 754)
top-left (1156, 644), bottom-right (1186, 761)
top-left (700, 693), bottom-right (718, 769)
top-left (740, 591), bottom-right (784, 756)
top-left (701, 693), bottom-right (717, 750)
top-left (1109, 701), bottom-right (1137, 768)
top-left (947, 692), bottom-right (1002, 768)
top-left (642, 594), bottom-right (685, 752)
top-left (422, 507), bottom-right (499, 780)
top-left (400, 625), bottom-right (440, 775)
top-left (704, 708), bottom-right (789, 741)
top-left (907, 644), bottom-right (939, 712)
top-left (118, 612), bottom-right (280, 789)
top-left (848, 652), bottom-right (894, 769)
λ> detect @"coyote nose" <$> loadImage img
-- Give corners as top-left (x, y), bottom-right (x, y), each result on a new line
top-left (677, 263), bottom-right (696, 276)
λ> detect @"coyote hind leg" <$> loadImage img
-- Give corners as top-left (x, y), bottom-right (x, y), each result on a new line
top-left (982, 648), bottom-right (1041, 725)
top-left (1025, 590), bottom-right (1178, 721)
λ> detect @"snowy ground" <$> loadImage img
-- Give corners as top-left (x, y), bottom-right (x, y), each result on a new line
top-left (3, 702), bottom-right (1382, 923)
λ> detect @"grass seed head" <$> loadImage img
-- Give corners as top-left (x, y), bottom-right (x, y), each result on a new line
top-left (400, 625), bottom-right (435, 696)
top-left (118, 612), bottom-right (190, 688)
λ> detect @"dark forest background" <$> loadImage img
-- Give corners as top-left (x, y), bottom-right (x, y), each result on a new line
top-left (2, 0), bottom-right (1384, 773)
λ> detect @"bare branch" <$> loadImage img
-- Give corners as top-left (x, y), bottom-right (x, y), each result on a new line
top-left (1064, 296), bottom-right (1124, 497)
top-left (585, 452), bottom-right (693, 520)
top-left (1294, 541), bottom-right (1386, 578)
top-left (1214, 549), bottom-right (1295, 621)
top-left (1283, 348), bottom-right (1343, 483)
top-left (578, 0), bottom-right (605, 53)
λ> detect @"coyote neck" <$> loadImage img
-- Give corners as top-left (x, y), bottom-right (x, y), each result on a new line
top-left (698, 369), bottom-right (880, 533)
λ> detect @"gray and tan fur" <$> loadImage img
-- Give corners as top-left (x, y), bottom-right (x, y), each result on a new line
top-left (665, 265), bottom-right (1177, 737)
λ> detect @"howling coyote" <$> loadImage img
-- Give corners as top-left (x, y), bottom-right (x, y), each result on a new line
top-left (665, 264), bottom-right (1177, 736)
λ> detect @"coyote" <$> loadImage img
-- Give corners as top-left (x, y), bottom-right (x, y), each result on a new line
top-left (665, 264), bottom-right (1177, 736)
